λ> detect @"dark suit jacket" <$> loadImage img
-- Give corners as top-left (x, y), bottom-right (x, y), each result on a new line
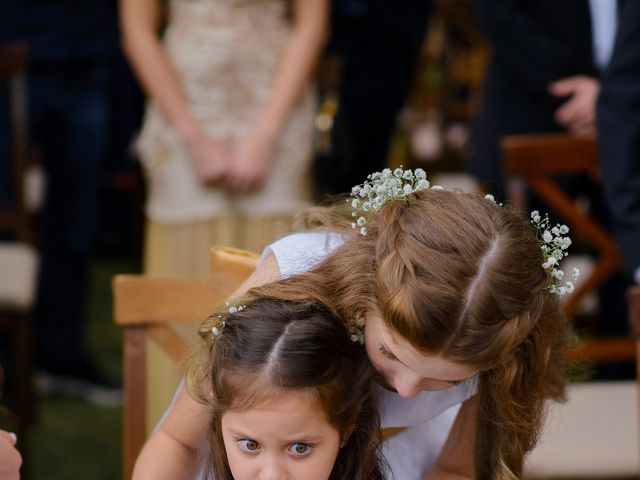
top-left (597, 0), bottom-right (640, 275)
top-left (467, 0), bottom-right (597, 200)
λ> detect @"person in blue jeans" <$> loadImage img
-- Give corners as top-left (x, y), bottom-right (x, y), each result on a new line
top-left (0, 0), bottom-right (120, 403)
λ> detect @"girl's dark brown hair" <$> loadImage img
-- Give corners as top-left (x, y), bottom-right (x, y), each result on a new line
top-left (261, 188), bottom-right (572, 479)
top-left (187, 298), bottom-right (385, 480)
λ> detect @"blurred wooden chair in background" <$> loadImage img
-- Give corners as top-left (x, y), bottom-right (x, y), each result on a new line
top-left (112, 246), bottom-right (259, 479)
top-left (0, 42), bottom-right (40, 457)
top-left (502, 134), bottom-right (640, 478)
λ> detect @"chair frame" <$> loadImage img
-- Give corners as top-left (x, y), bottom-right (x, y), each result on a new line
top-left (502, 133), bottom-right (635, 363)
top-left (112, 272), bottom-right (244, 480)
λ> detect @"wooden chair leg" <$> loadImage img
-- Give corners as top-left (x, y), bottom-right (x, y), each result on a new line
top-left (123, 327), bottom-right (147, 480)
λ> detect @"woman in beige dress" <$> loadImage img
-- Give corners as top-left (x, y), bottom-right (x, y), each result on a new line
top-left (120, 0), bottom-right (328, 426)
top-left (120, 0), bottom-right (328, 275)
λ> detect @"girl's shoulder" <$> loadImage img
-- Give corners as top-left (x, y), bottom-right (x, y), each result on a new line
top-left (258, 231), bottom-right (347, 278)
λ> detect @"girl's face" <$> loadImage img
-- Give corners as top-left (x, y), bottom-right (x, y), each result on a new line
top-left (364, 311), bottom-right (478, 399)
top-left (221, 389), bottom-right (341, 480)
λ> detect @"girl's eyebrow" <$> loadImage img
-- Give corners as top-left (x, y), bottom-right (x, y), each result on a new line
top-left (283, 434), bottom-right (325, 443)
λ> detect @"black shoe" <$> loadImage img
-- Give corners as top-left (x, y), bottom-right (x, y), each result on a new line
top-left (34, 357), bottom-right (122, 407)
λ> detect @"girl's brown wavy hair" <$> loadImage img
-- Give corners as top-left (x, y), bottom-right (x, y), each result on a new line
top-left (187, 297), bottom-right (386, 480)
top-left (261, 188), bottom-right (572, 479)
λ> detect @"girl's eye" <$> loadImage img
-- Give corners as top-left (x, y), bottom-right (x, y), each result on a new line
top-left (379, 344), bottom-right (397, 361)
top-left (446, 380), bottom-right (463, 387)
top-left (238, 439), bottom-right (260, 453)
top-left (288, 443), bottom-right (312, 457)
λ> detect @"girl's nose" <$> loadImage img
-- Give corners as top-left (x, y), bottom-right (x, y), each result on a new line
top-left (259, 456), bottom-right (287, 480)
top-left (394, 371), bottom-right (422, 399)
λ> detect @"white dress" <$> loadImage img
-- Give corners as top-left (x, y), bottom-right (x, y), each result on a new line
top-left (260, 232), bottom-right (478, 479)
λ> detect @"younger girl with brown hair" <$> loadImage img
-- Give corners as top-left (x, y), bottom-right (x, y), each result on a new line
top-left (186, 297), bottom-right (385, 480)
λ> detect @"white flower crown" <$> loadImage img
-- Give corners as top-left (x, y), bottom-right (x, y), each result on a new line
top-left (211, 301), bottom-right (365, 344)
top-left (349, 167), bottom-right (579, 296)
top-left (210, 302), bottom-right (245, 337)
top-left (529, 210), bottom-right (580, 295)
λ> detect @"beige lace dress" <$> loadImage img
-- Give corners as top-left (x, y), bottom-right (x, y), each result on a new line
top-left (137, 0), bottom-right (316, 425)
top-left (137, 0), bottom-right (315, 275)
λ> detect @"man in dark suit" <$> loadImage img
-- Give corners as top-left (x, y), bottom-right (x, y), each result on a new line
top-left (597, 0), bottom-right (640, 287)
top-left (468, 0), bottom-right (597, 201)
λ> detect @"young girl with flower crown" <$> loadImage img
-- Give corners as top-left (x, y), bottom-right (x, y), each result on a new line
top-left (133, 168), bottom-right (576, 480)
top-left (186, 297), bottom-right (384, 480)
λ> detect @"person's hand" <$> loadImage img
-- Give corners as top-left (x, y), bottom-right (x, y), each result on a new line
top-left (183, 130), bottom-right (233, 185)
top-left (224, 132), bottom-right (274, 193)
top-left (548, 76), bottom-right (600, 138)
top-left (0, 430), bottom-right (21, 480)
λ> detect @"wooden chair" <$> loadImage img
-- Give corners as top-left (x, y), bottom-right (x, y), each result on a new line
top-left (0, 42), bottom-right (39, 457)
top-left (112, 246), bottom-right (259, 480)
top-left (502, 134), bottom-right (640, 477)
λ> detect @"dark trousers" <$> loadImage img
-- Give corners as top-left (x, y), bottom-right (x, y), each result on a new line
top-left (316, 0), bottom-right (431, 194)
top-left (27, 61), bottom-right (109, 369)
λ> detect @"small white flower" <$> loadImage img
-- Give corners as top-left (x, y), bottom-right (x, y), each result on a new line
top-left (349, 167), bottom-right (433, 236)
top-left (531, 210), bottom-right (541, 223)
top-left (211, 326), bottom-right (220, 336)
top-left (417, 179), bottom-right (430, 189)
top-left (360, 227), bottom-right (368, 236)
top-left (484, 194), bottom-right (496, 203)
top-left (542, 230), bottom-right (553, 243)
top-left (415, 168), bottom-right (427, 179)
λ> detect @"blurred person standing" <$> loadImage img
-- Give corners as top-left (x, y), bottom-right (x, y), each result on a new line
top-left (597, 0), bottom-right (640, 290)
top-left (314, 0), bottom-right (431, 195)
top-left (0, 0), bottom-right (121, 401)
top-left (468, 0), bottom-right (599, 201)
top-left (120, 0), bottom-right (328, 272)
top-left (120, 0), bottom-right (327, 426)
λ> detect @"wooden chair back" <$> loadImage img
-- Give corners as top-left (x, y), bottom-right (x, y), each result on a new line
top-left (113, 246), bottom-right (259, 480)
top-left (502, 134), bottom-right (640, 477)
top-left (0, 42), bottom-right (38, 465)
top-left (0, 42), bottom-right (36, 244)
top-left (502, 133), bottom-right (635, 362)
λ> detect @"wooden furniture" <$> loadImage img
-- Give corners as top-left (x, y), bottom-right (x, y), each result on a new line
top-left (502, 133), bottom-right (633, 362)
top-left (113, 246), bottom-right (259, 480)
top-left (0, 42), bottom-right (38, 456)
top-left (502, 134), bottom-right (640, 477)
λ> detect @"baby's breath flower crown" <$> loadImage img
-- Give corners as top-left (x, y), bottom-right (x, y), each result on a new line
top-left (210, 301), bottom-right (245, 337)
top-left (349, 167), bottom-right (430, 236)
top-left (529, 210), bottom-right (580, 295)
top-left (210, 301), bottom-right (365, 344)
top-left (350, 167), bottom-right (579, 296)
